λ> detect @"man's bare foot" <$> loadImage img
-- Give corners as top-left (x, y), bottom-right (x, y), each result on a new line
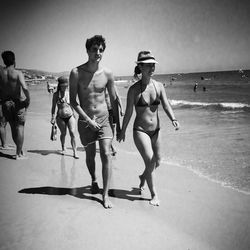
top-left (73, 153), bottom-right (79, 159)
top-left (103, 196), bottom-right (113, 209)
top-left (91, 182), bottom-right (100, 194)
top-left (139, 174), bottom-right (146, 191)
top-left (149, 196), bottom-right (160, 206)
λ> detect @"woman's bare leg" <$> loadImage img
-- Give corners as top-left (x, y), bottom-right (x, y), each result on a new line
top-left (133, 130), bottom-right (160, 206)
top-left (56, 117), bottom-right (67, 154)
top-left (67, 116), bottom-right (79, 158)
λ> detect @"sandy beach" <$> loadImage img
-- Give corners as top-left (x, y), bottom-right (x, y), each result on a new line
top-left (0, 97), bottom-right (250, 250)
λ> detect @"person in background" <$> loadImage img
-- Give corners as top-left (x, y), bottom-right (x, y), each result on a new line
top-left (194, 82), bottom-right (198, 92)
top-left (47, 81), bottom-right (54, 94)
top-left (0, 105), bottom-right (7, 150)
top-left (69, 35), bottom-right (120, 209)
top-left (0, 51), bottom-right (30, 159)
top-left (118, 51), bottom-right (179, 206)
top-left (0, 65), bottom-right (8, 149)
top-left (51, 76), bottom-right (79, 159)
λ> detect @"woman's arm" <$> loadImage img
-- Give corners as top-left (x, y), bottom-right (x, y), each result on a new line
top-left (51, 92), bottom-right (57, 124)
top-left (159, 82), bottom-right (180, 130)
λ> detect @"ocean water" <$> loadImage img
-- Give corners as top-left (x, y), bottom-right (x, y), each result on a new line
top-left (27, 70), bottom-right (250, 195)
top-left (116, 70), bottom-right (250, 194)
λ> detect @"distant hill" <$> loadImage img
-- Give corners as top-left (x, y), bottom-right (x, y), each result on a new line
top-left (17, 68), bottom-right (70, 83)
top-left (19, 68), bottom-right (69, 77)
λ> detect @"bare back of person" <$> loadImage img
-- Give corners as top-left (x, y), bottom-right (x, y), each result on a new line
top-left (1, 67), bottom-right (24, 101)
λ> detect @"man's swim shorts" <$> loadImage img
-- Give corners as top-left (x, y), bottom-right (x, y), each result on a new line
top-left (78, 111), bottom-right (113, 147)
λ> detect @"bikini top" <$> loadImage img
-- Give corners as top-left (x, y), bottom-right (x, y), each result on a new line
top-left (136, 80), bottom-right (160, 107)
top-left (57, 91), bottom-right (70, 105)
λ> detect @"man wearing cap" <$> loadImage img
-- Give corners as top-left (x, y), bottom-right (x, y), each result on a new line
top-left (0, 50), bottom-right (30, 159)
top-left (69, 35), bottom-right (120, 209)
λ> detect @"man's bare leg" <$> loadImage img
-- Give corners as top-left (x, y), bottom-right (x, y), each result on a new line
top-left (99, 139), bottom-right (113, 208)
top-left (85, 143), bottom-right (99, 194)
top-left (15, 124), bottom-right (28, 159)
top-left (9, 122), bottom-right (27, 159)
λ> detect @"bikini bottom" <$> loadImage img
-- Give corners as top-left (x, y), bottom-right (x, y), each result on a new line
top-left (57, 115), bottom-right (73, 124)
top-left (133, 127), bottom-right (160, 139)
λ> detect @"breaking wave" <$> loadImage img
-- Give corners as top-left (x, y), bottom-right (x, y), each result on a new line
top-left (170, 100), bottom-right (250, 111)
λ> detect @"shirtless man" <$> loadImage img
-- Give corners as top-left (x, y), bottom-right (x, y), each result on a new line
top-left (0, 51), bottom-right (30, 159)
top-left (69, 35), bottom-right (120, 208)
top-left (0, 66), bottom-right (8, 149)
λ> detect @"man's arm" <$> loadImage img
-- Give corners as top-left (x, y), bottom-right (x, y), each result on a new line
top-left (114, 85), bottom-right (124, 116)
top-left (69, 68), bottom-right (95, 125)
top-left (69, 69), bottom-right (84, 118)
top-left (106, 70), bottom-right (121, 133)
top-left (18, 71), bottom-right (30, 108)
top-left (118, 86), bottom-right (134, 142)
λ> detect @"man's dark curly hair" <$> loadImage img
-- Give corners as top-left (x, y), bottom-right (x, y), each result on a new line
top-left (1, 50), bottom-right (15, 67)
top-left (85, 35), bottom-right (106, 51)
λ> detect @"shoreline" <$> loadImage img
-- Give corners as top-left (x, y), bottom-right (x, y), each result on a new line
top-left (118, 146), bottom-right (250, 196)
top-left (0, 87), bottom-right (250, 250)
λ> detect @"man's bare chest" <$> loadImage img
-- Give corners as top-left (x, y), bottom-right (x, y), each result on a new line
top-left (78, 72), bottom-right (108, 93)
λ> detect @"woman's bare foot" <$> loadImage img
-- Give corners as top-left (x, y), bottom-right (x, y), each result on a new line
top-left (149, 196), bottom-right (160, 206)
top-left (15, 154), bottom-right (28, 160)
top-left (139, 174), bottom-right (146, 191)
top-left (103, 196), bottom-right (113, 209)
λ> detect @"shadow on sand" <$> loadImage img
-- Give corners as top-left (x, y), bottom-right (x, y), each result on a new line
top-left (18, 186), bottom-right (150, 208)
top-left (108, 188), bottom-right (150, 202)
top-left (27, 149), bottom-right (63, 156)
top-left (28, 147), bottom-right (108, 156)
top-left (0, 151), bottom-right (15, 159)
top-left (19, 185), bottom-right (104, 206)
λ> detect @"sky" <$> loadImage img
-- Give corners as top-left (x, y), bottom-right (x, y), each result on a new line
top-left (1, 0), bottom-right (250, 76)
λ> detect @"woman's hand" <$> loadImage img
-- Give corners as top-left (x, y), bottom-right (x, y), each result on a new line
top-left (50, 117), bottom-right (56, 125)
top-left (172, 119), bottom-right (180, 130)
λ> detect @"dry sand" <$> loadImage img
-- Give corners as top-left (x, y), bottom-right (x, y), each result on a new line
top-left (0, 115), bottom-right (250, 250)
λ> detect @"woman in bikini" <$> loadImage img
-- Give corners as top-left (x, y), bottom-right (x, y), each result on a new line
top-left (118, 51), bottom-right (179, 206)
top-left (51, 76), bottom-right (79, 159)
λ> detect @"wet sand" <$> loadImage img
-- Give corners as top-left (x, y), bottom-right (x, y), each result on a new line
top-left (0, 112), bottom-right (250, 250)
